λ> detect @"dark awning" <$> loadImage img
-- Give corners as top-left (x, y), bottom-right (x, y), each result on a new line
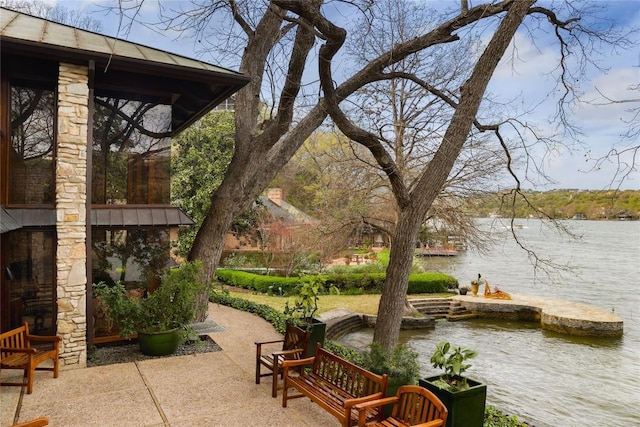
top-left (0, 208), bottom-right (56, 233)
top-left (1, 207), bottom-right (22, 233)
top-left (1, 207), bottom-right (193, 232)
top-left (91, 207), bottom-right (195, 227)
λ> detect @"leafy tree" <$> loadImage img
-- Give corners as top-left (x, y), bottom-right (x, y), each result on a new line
top-left (172, 111), bottom-right (235, 255)
top-left (109, 0), bottom-right (635, 350)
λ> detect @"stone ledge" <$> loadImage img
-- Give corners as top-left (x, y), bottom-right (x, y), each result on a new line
top-left (453, 294), bottom-right (623, 337)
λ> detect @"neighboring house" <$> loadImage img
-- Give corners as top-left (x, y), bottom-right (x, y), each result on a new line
top-left (224, 188), bottom-right (317, 252)
top-left (0, 8), bottom-right (248, 368)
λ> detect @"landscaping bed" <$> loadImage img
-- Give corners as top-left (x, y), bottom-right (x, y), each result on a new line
top-left (88, 335), bottom-right (221, 367)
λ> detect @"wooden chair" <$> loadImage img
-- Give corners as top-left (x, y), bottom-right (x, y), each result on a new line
top-left (255, 323), bottom-right (309, 397)
top-left (355, 385), bottom-right (448, 427)
top-left (11, 417), bottom-right (49, 427)
top-left (1, 322), bottom-right (60, 394)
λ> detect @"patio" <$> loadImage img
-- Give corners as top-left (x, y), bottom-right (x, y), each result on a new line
top-left (1, 304), bottom-right (336, 427)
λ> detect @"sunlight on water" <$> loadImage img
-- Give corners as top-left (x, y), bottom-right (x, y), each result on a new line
top-left (338, 219), bottom-right (640, 427)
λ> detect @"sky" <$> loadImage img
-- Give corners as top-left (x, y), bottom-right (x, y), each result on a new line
top-left (16, 0), bottom-right (640, 191)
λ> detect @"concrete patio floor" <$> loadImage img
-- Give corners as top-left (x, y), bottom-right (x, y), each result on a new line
top-left (1, 304), bottom-right (337, 427)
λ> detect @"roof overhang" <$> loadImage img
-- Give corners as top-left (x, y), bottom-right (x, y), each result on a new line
top-left (0, 207), bottom-right (194, 231)
top-left (0, 7), bottom-right (250, 136)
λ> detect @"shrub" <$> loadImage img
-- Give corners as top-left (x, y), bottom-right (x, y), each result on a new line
top-left (215, 269), bottom-right (300, 294)
top-left (210, 288), bottom-right (288, 333)
top-left (407, 273), bottom-right (457, 293)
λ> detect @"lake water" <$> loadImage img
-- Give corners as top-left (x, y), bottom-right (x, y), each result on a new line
top-left (337, 219), bottom-right (640, 427)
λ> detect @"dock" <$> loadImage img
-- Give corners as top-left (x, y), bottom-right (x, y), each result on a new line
top-left (452, 294), bottom-right (623, 337)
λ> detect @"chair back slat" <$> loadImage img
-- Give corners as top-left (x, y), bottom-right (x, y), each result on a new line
top-left (391, 385), bottom-right (448, 426)
top-left (282, 324), bottom-right (310, 359)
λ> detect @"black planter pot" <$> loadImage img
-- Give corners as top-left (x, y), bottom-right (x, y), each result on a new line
top-left (302, 318), bottom-right (326, 358)
top-left (419, 376), bottom-right (487, 427)
top-left (137, 328), bottom-right (181, 356)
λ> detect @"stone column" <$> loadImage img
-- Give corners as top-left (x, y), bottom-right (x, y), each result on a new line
top-left (55, 63), bottom-right (89, 368)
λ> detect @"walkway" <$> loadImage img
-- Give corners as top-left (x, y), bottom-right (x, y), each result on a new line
top-left (1, 304), bottom-right (336, 427)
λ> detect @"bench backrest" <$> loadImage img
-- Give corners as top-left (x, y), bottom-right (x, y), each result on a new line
top-left (312, 343), bottom-right (388, 398)
top-left (0, 323), bottom-right (29, 358)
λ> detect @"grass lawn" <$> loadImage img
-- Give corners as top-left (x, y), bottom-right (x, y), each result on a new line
top-left (223, 286), bottom-right (453, 315)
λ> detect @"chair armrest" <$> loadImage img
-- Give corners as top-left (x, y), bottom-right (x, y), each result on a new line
top-left (272, 348), bottom-right (304, 358)
top-left (414, 420), bottom-right (445, 427)
top-left (0, 347), bottom-right (37, 354)
top-left (255, 338), bottom-right (284, 346)
top-left (354, 395), bottom-right (398, 427)
top-left (28, 335), bottom-right (61, 343)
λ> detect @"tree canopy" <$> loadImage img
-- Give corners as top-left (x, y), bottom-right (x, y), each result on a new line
top-left (107, 0), bottom-right (637, 351)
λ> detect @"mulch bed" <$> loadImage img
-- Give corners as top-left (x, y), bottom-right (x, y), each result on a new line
top-left (88, 335), bottom-right (222, 367)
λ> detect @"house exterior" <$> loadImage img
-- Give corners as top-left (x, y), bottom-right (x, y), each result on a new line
top-left (0, 8), bottom-right (248, 368)
top-left (223, 188), bottom-right (318, 252)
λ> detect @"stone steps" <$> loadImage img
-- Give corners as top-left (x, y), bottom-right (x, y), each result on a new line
top-left (409, 298), bottom-right (476, 321)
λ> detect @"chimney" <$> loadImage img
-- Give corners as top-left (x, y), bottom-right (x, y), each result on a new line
top-left (267, 188), bottom-right (283, 206)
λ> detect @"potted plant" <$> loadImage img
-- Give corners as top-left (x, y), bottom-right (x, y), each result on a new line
top-left (363, 343), bottom-right (421, 417)
top-left (419, 342), bottom-right (487, 427)
top-left (93, 261), bottom-right (206, 356)
top-left (283, 278), bottom-right (329, 357)
top-left (470, 273), bottom-right (484, 296)
top-left (458, 285), bottom-right (470, 295)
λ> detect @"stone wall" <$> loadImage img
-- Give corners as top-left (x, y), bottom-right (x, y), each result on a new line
top-left (55, 63), bottom-right (89, 368)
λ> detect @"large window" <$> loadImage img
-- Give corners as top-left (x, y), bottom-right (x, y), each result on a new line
top-left (9, 83), bottom-right (56, 205)
top-left (91, 228), bottom-right (170, 289)
top-left (2, 230), bottom-right (56, 334)
top-left (92, 97), bottom-right (171, 205)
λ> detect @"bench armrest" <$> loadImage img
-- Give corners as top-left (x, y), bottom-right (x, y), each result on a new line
top-left (0, 347), bottom-right (37, 354)
top-left (281, 356), bottom-right (314, 369)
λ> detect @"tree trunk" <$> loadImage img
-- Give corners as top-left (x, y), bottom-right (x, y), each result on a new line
top-left (373, 208), bottom-right (424, 351)
top-left (373, 0), bottom-right (536, 352)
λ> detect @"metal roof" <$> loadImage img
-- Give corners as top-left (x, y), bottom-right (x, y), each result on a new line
top-left (90, 207), bottom-right (195, 227)
top-left (0, 7), bottom-right (249, 135)
top-left (0, 207), bottom-right (194, 232)
top-left (0, 7), bottom-right (241, 77)
top-left (0, 207), bottom-right (22, 233)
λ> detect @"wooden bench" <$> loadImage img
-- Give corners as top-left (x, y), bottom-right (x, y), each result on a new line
top-left (1, 322), bottom-right (61, 394)
top-left (282, 343), bottom-right (388, 427)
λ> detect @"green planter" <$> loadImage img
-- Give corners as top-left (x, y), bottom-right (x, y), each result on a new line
top-left (419, 376), bottom-right (487, 427)
top-left (305, 318), bottom-right (326, 358)
top-left (138, 329), bottom-right (181, 356)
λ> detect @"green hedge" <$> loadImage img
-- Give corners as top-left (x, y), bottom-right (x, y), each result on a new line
top-left (406, 273), bottom-right (458, 293)
top-left (216, 269), bottom-right (458, 295)
top-left (215, 269), bottom-right (301, 294)
top-left (210, 289), bottom-right (289, 333)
